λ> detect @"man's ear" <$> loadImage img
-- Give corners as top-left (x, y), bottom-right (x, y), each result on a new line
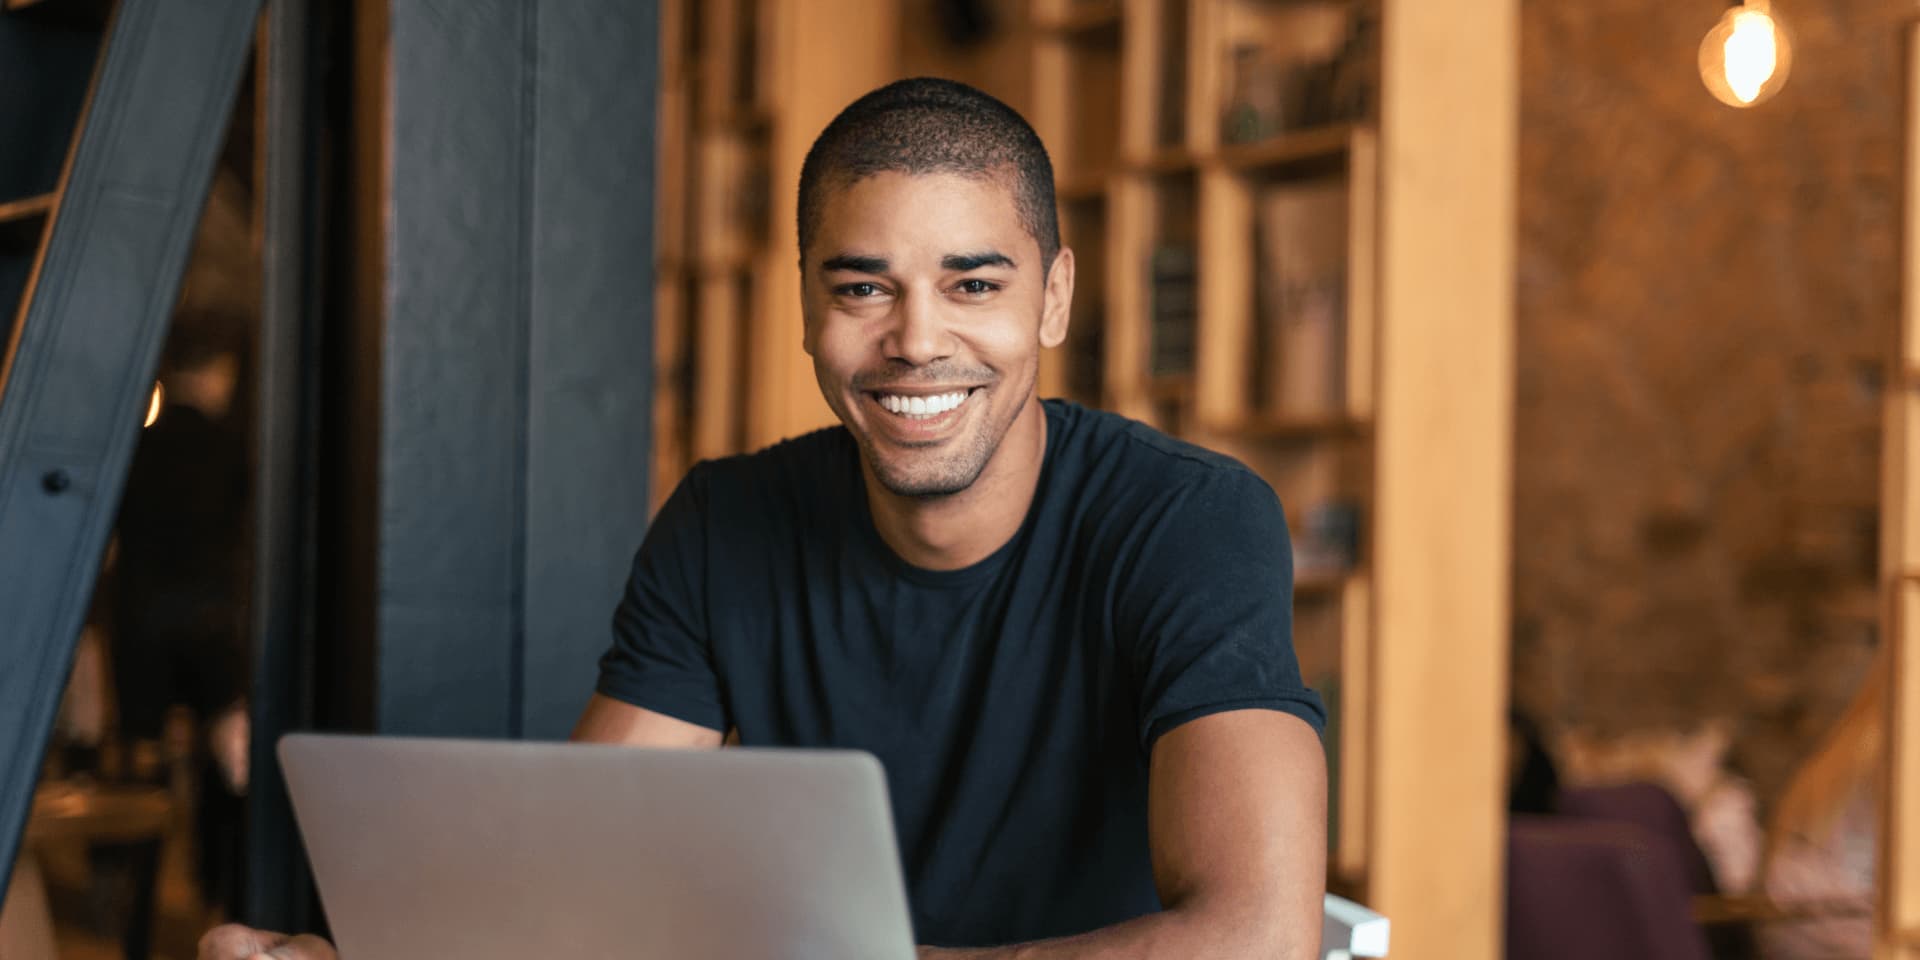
top-left (1039, 246), bottom-right (1075, 350)
top-left (799, 272), bottom-right (819, 357)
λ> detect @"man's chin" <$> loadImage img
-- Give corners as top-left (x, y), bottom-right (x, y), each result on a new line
top-left (868, 462), bottom-right (981, 500)
top-left (859, 442), bottom-right (993, 500)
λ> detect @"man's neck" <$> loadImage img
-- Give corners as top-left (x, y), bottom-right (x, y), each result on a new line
top-left (863, 397), bottom-right (1049, 571)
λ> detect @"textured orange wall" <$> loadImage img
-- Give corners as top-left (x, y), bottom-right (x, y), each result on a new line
top-left (1513, 0), bottom-right (1907, 800)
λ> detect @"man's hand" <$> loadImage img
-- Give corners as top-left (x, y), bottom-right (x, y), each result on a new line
top-left (198, 924), bottom-right (337, 960)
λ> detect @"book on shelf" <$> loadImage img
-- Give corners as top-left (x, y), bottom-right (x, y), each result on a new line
top-left (1067, 310), bottom-right (1104, 404)
top-left (1218, 1), bottom-right (1363, 142)
top-left (1255, 178), bottom-right (1347, 419)
top-left (1149, 245), bottom-right (1197, 377)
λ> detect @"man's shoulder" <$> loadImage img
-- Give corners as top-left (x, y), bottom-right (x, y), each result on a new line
top-left (671, 424), bottom-right (856, 515)
top-left (1047, 399), bottom-right (1268, 500)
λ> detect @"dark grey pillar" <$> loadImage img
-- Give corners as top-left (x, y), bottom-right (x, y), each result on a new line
top-left (367, 0), bottom-right (657, 739)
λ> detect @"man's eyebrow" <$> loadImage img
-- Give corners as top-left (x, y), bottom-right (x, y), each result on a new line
top-left (820, 254), bottom-right (889, 274)
top-left (942, 251), bottom-right (1015, 271)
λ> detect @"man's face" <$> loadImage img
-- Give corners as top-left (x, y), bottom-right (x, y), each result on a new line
top-left (803, 170), bottom-right (1070, 498)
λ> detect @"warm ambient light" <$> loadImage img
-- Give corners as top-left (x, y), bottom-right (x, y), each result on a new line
top-left (1700, 1), bottom-right (1792, 108)
top-left (143, 381), bottom-right (163, 428)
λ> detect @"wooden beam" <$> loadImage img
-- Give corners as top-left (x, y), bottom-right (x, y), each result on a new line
top-left (1193, 168), bottom-right (1252, 428)
top-left (1367, 1), bottom-right (1517, 958)
top-left (1885, 22), bottom-right (1920, 956)
top-left (1336, 573), bottom-right (1374, 880)
top-left (1104, 174), bottom-right (1154, 422)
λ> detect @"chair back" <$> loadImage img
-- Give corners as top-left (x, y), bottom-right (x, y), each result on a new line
top-left (1507, 815), bottom-right (1711, 960)
top-left (1323, 892), bottom-right (1389, 959)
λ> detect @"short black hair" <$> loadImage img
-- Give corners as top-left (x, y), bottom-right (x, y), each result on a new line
top-left (797, 77), bottom-right (1060, 269)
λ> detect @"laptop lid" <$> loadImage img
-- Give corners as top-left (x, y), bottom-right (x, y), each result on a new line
top-left (279, 733), bottom-right (918, 960)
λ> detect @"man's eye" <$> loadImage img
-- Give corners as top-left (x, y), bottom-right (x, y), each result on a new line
top-left (838, 282), bottom-right (882, 298)
top-left (956, 279), bottom-right (999, 297)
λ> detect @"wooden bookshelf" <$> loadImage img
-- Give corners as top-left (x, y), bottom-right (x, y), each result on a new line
top-left (1024, 0), bottom-right (1384, 886)
top-left (1019, 4), bottom-right (1515, 949)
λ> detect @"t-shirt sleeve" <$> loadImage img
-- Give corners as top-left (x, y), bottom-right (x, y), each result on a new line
top-left (595, 463), bottom-right (731, 732)
top-left (1117, 467), bottom-right (1326, 749)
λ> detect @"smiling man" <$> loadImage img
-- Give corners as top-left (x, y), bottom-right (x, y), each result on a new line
top-left (202, 77), bottom-right (1326, 959)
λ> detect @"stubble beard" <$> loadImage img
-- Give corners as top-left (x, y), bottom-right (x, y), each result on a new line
top-left (857, 364), bottom-right (1035, 500)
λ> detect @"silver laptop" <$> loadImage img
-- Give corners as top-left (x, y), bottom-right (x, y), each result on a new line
top-left (279, 733), bottom-right (918, 959)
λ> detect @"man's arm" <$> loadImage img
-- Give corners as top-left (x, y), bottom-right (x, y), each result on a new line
top-left (571, 692), bottom-right (725, 748)
top-left (924, 708), bottom-right (1327, 960)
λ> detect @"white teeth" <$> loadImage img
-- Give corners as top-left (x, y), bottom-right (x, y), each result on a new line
top-left (876, 390), bottom-right (970, 419)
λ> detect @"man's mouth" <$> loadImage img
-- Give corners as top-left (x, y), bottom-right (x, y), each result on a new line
top-left (868, 387), bottom-right (981, 421)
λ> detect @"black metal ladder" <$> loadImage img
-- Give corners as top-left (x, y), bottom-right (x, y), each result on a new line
top-left (0, 0), bottom-right (265, 906)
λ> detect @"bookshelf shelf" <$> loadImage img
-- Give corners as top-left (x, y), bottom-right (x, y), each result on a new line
top-left (1057, 171), bottom-right (1111, 201)
top-left (1034, 0), bottom-right (1123, 35)
top-left (693, 109), bottom-right (771, 136)
top-left (1217, 123), bottom-right (1356, 173)
top-left (1146, 374), bottom-right (1192, 402)
top-left (1140, 147), bottom-right (1200, 175)
top-left (1295, 571), bottom-right (1352, 597)
top-left (1232, 413), bottom-right (1371, 441)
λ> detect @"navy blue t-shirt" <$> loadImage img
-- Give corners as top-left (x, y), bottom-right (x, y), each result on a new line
top-left (597, 399), bottom-right (1324, 948)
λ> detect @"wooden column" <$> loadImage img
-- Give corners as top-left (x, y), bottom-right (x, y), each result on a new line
top-left (1367, 0), bottom-right (1518, 958)
top-left (745, 0), bottom-right (896, 450)
top-left (1882, 22), bottom-right (1920, 958)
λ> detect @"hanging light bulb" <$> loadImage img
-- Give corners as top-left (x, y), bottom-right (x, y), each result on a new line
top-left (144, 381), bottom-right (163, 428)
top-left (1700, 0), bottom-right (1793, 108)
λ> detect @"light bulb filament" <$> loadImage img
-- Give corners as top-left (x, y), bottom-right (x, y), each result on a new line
top-left (1723, 9), bottom-right (1779, 105)
top-left (144, 381), bottom-right (163, 428)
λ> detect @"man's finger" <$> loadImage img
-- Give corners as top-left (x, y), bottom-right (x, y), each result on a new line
top-left (199, 923), bottom-right (286, 960)
top-left (263, 934), bottom-right (339, 960)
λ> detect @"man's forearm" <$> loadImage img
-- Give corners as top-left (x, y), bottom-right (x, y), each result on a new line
top-left (920, 901), bottom-right (1316, 960)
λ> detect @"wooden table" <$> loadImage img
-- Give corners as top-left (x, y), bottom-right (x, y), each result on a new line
top-left (0, 782), bottom-right (173, 960)
top-left (25, 782), bottom-right (171, 844)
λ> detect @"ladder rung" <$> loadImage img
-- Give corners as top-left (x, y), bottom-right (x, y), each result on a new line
top-left (3, 0), bottom-right (114, 27)
top-left (0, 193), bottom-right (53, 252)
top-left (0, 193), bottom-right (54, 222)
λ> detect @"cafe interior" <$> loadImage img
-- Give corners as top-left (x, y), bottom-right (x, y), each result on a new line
top-left (0, 0), bottom-right (1917, 957)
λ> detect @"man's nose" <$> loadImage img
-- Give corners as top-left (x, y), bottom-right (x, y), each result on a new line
top-left (882, 285), bottom-right (955, 366)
